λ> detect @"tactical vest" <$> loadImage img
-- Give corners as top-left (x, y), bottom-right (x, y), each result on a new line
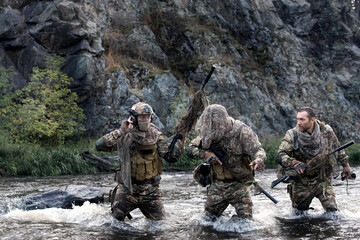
top-left (131, 144), bottom-right (162, 181)
top-left (280, 120), bottom-right (329, 177)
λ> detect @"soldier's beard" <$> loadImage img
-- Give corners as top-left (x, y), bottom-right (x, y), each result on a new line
top-left (138, 119), bottom-right (151, 132)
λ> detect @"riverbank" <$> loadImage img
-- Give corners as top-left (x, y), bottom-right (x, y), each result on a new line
top-left (0, 131), bottom-right (359, 177)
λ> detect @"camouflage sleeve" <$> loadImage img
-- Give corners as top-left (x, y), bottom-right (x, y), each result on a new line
top-left (277, 130), bottom-right (295, 167)
top-left (187, 136), bottom-right (207, 159)
top-left (240, 124), bottom-right (266, 162)
top-left (326, 125), bottom-right (349, 167)
top-left (254, 147), bottom-right (267, 163)
top-left (95, 130), bottom-right (123, 152)
top-left (157, 133), bottom-right (185, 160)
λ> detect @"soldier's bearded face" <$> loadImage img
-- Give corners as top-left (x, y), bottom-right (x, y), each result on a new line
top-left (296, 111), bottom-right (314, 133)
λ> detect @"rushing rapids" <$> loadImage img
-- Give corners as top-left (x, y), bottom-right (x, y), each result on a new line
top-left (0, 167), bottom-right (359, 239)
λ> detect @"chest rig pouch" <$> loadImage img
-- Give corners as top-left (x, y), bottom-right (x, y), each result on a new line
top-left (212, 162), bottom-right (234, 180)
top-left (131, 144), bottom-right (162, 181)
top-left (212, 154), bottom-right (252, 181)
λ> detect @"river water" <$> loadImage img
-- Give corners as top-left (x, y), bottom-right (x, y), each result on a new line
top-left (0, 167), bottom-right (359, 240)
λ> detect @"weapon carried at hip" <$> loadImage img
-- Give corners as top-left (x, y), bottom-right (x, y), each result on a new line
top-left (271, 140), bottom-right (356, 188)
top-left (201, 143), bottom-right (278, 204)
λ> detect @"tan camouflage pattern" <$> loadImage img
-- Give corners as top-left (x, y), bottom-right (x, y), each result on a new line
top-left (130, 102), bottom-right (154, 115)
top-left (111, 178), bottom-right (165, 221)
top-left (188, 106), bottom-right (266, 218)
top-left (205, 180), bottom-right (253, 218)
top-left (188, 136), bottom-right (207, 159)
top-left (130, 144), bottom-right (162, 181)
top-left (96, 116), bottom-right (184, 221)
top-left (287, 180), bottom-right (337, 212)
top-left (278, 119), bottom-right (349, 211)
top-left (278, 120), bottom-right (349, 175)
top-left (195, 104), bottom-right (233, 149)
top-left (99, 126), bottom-right (183, 160)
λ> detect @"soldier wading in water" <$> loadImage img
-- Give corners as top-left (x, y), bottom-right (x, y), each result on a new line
top-left (277, 107), bottom-right (353, 213)
top-left (96, 102), bottom-right (184, 221)
top-left (188, 104), bottom-right (267, 219)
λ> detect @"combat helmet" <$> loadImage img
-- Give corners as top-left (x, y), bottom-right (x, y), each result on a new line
top-left (129, 102), bottom-right (153, 131)
top-left (130, 102), bottom-right (154, 116)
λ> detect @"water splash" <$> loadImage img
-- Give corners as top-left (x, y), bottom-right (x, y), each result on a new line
top-left (0, 197), bottom-right (26, 214)
top-left (3, 201), bottom-right (111, 225)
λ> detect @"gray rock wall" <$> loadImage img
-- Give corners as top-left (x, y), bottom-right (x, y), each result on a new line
top-left (1, 0), bottom-right (359, 141)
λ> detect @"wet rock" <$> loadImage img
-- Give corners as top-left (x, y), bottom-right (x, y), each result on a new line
top-left (0, 8), bottom-right (22, 40)
top-left (24, 185), bottom-right (105, 210)
top-left (0, 0), bottom-right (359, 141)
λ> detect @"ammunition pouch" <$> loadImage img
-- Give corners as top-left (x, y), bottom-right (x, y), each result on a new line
top-left (131, 144), bottom-right (162, 181)
top-left (213, 163), bottom-right (234, 180)
top-left (132, 175), bottom-right (161, 185)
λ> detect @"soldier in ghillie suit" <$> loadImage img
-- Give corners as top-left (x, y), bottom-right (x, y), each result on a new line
top-left (188, 104), bottom-right (267, 219)
top-left (95, 102), bottom-right (184, 221)
top-left (277, 107), bottom-right (353, 213)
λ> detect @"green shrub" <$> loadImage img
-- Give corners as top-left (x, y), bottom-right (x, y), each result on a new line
top-left (261, 137), bottom-right (283, 167)
top-left (1, 55), bottom-right (85, 145)
top-left (340, 140), bottom-right (360, 165)
top-left (0, 66), bottom-right (16, 109)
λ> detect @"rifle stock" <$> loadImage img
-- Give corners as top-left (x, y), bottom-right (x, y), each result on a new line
top-left (166, 67), bottom-right (215, 156)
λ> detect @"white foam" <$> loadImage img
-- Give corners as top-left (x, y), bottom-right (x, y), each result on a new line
top-left (4, 201), bottom-right (112, 226)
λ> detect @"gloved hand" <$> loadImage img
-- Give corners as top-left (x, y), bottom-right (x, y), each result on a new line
top-left (292, 159), bottom-right (305, 175)
top-left (111, 117), bottom-right (134, 137)
top-left (205, 151), bottom-right (222, 165)
top-left (341, 164), bottom-right (352, 180)
top-left (249, 158), bottom-right (265, 172)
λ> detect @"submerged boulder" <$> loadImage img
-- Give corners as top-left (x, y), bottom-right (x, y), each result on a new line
top-left (24, 185), bottom-right (105, 210)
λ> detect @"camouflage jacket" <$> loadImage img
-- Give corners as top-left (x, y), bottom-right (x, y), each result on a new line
top-left (277, 120), bottom-right (349, 178)
top-left (188, 120), bottom-right (266, 183)
top-left (96, 127), bottom-right (184, 160)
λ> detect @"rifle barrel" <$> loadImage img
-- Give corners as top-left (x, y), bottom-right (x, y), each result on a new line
top-left (201, 66), bottom-right (215, 90)
top-left (330, 140), bottom-right (355, 155)
top-left (259, 188), bottom-right (278, 204)
top-left (271, 176), bottom-right (289, 188)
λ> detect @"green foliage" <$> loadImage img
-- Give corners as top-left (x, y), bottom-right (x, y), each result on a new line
top-left (261, 137), bottom-right (283, 167)
top-left (340, 140), bottom-right (360, 165)
top-left (0, 129), bottom-right (97, 176)
top-left (1, 55), bottom-right (85, 145)
top-left (0, 66), bottom-right (17, 115)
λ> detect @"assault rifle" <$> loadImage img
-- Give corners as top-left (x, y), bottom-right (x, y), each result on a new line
top-left (201, 142), bottom-right (278, 204)
top-left (271, 140), bottom-right (356, 188)
top-left (164, 66), bottom-right (215, 163)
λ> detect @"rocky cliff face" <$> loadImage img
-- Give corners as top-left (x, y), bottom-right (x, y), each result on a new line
top-left (1, 0), bottom-right (359, 141)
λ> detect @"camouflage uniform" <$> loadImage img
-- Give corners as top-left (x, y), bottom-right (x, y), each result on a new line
top-left (189, 104), bottom-right (267, 218)
top-left (277, 120), bottom-right (349, 212)
top-left (96, 103), bottom-right (183, 221)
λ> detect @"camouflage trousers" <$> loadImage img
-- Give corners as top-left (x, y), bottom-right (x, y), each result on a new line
top-left (205, 180), bottom-right (253, 218)
top-left (288, 179), bottom-right (338, 212)
top-left (110, 178), bottom-right (165, 221)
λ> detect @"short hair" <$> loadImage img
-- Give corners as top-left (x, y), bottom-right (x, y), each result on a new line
top-left (297, 107), bottom-right (316, 119)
